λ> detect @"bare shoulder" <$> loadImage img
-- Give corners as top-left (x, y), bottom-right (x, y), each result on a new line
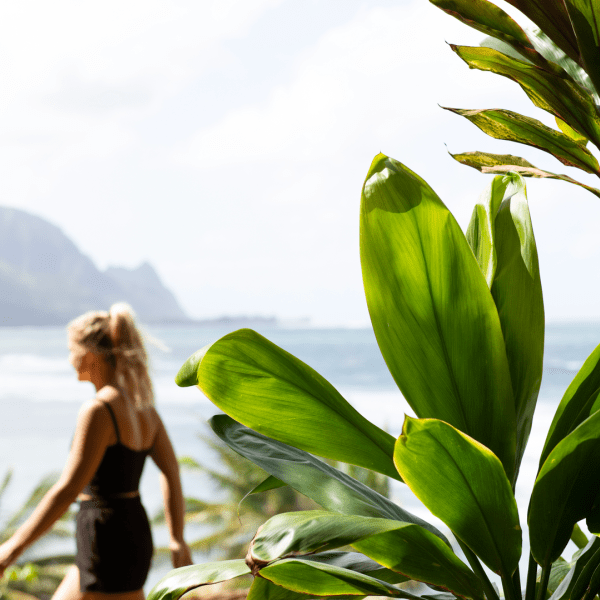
top-left (75, 399), bottom-right (112, 436)
top-left (96, 385), bottom-right (120, 403)
top-left (78, 398), bottom-right (110, 419)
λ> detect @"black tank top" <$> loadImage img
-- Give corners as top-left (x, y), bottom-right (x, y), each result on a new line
top-left (82, 402), bottom-right (152, 497)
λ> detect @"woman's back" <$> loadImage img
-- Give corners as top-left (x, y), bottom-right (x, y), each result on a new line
top-left (82, 387), bottom-right (160, 498)
top-left (96, 386), bottom-right (159, 451)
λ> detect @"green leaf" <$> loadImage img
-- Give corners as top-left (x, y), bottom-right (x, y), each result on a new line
top-left (466, 173), bottom-right (544, 475)
top-left (247, 550), bottom-right (409, 599)
top-left (541, 342), bottom-right (600, 467)
top-left (450, 150), bottom-right (600, 199)
top-left (247, 475), bottom-right (287, 495)
top-left (394, 417), bottom-right (521, 577)
top-left (451, 45), bottom-right (600, 147)
top-left (209, 414), bottom-right (448, 542)
top-left (556, 117), bottom-right (588, 145)
top-left (176, 329), bottom-right (399, 480)
top-left (587, 490), bottom-right (600, 534)
top-left (548, 558), bottom-right (571, 596)
top-left (528, 28), bottom-right (599, 104)
top-left (550, 536), bottom-right (600, 600)
top-left (569, 546), bottom-right (600, 600)
top-left (564, 0), bottom-right (600, 99)
top-left (529, 410), bottom-right (600, 568)
top-left (258, 558), bottom-right (421, 598)
top-left (146, 560), bottom-right (250, 600)
top-left (360, 153), bottom-right (516, 479)
top-left (249, 511), bottom-right (482, 598)
top-left (444, 107), bottom-right (600, 174)
top-left (501, 0), bottom-right (580, 63)
top-left (429, 0), bottom-right (551, 67)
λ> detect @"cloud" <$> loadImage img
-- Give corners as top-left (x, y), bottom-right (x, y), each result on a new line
top-left (0, 0), bottom-right (283, 205)
top-left (181, 1), bottom-right (509, 169)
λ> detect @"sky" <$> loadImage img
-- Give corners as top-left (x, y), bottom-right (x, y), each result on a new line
top-left (1, 0), bottom-right (600, 325)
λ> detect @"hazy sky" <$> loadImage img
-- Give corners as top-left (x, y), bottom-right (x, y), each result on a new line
top-left (2, 0), bottom-right (599, 324)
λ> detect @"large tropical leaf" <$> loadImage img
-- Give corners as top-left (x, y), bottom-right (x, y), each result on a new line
top-left (147, 560), bottom-right (251, 600)
top-left (541, 342), bottom-right (600, 467)
top-left (529, 410), bottom-right (600, 568)
top-left (444, 108), bottom-right (600, 174)
top-left (360, 153), bottom-right (516, 479)
top-left (501, 0), bottom-right (580, 63)
top-left (176, 329), bottom-right (399, 480)
top-left (564, 0), bottom-right (600, 97)
top-left (257, 558), bottom-right (422, 599)
top-left (209, 414), bottom-right (447, 541)
top-left (248, 511), bottom-right (482, 598)
top-left (247, 550), bottom-right (411, 599)
top-left (466, 173), bottom-right (544, 474)
top-left (394, 417), bottom-right (521, 577)
top-left (450, 151), bottom-right (600, 198)
top-left (450, 46), bottom-right (600, 147)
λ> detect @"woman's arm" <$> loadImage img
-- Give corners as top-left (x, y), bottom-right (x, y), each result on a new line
top-left (150, 415), bottom-right (192, 568)
top-left (0, 400), bottom-right (111, 577)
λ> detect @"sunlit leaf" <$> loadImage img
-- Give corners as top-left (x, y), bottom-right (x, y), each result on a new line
top-left (176, 329), bottom-right (399, 480)
top-left (529, 410), bottom-right (600, 568)
top-left (429, 0), bottom-right (550, 67)
top-left (541, 342), bottom-right (600, 466)
top-left (394, 417), bottom-right (521, 577)
top-left (564, 0), bottom-right (600, 99)
top-left (444, 108), bottom-right (599, 174)
top-left (466, 173), bottom-right (544, 475)
top-left (556, 117), bottom-right (588, 145)
top-left (147, 560), bottom-right (250, 600)
top-left (501, 0), bottom-right (580, 63)
top-left (450, 151), bottom-right (600, 199)
top-left (360, 153), bottom-right (516, 479)
top-left (258, 558), bottom-right (421, 598)
top-left (451, 46), bottom-right (600, 147)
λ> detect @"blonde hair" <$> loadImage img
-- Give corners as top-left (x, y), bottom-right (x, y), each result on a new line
top-left (67, 303), bottom-right (154, 409)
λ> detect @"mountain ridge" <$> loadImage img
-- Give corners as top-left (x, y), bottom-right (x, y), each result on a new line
top-left (0, 206), bottom-right (190, 326)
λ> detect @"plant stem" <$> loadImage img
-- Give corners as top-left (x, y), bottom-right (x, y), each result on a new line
top-left (525, 554), bottom-right (538, 600)
top-left (502, 572), bottom-right (519, 600)
top-left (458, 539), bottom-right (500, 600)
top-left (535, 564), bottom-right (551, 600)
top-left (513, 565), bottom-right (522, 599)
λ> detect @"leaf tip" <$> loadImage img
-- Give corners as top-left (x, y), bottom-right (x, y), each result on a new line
top-left (175, 344), bottom-right (212, 387)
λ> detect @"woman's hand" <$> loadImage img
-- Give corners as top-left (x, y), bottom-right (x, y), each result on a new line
top-left (0, 540), bottom-right (20, 579)
top-left (170, 540), bottom-right (193, 569)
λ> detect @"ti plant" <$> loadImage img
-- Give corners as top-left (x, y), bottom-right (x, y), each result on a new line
top-left (148, 151), bottom-right (600, 600)
top-left (430, 0), bottom-right (600, 199)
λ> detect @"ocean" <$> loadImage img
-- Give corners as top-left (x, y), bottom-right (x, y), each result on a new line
top-left (1, 322), bottom-right (599, 589)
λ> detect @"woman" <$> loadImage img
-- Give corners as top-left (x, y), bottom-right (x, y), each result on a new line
top-left (0, 303), bottom-right (192, 599)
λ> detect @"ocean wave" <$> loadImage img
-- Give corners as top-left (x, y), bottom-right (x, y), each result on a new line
top-left (0, 353), bottom-right (71, 374)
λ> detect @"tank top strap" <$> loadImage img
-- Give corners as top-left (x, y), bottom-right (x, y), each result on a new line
top-left (102, 402), bottom-right (121, 444)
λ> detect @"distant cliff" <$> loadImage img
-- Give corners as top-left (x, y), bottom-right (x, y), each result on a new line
top-left (0, 207), bottom-right (190, 326)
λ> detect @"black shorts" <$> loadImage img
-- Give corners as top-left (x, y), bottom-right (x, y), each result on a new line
top-left (76, 497), bottom-right (154, 593)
